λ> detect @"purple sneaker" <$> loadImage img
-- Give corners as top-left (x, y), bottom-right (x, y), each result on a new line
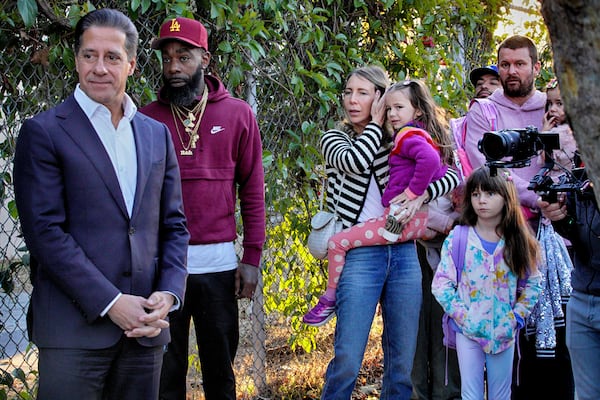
top-left (302, 296), bottom-right (336, 326)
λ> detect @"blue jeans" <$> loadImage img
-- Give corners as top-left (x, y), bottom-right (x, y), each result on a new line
top-left (321, 242), bottom-right (422, 400)
top-left (567, 290), bottom-right (600, 400)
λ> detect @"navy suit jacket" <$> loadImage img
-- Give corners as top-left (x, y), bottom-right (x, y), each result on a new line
top-left (13, 95), bottom-right (189, 349)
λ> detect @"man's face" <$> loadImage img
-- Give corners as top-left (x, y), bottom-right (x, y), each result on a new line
top-left (75, 26), bottom-right (135, 114)
top-left (498, 47), bottom-right (540, 98)
top-left (160, 41), bottom-right (210, 106)
top-left (474, 73), bottom-right (501, 99)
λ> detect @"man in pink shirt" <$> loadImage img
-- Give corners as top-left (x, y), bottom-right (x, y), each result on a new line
top-left (464, 35), bottom-right (574, 400)
top-left (464, 35), bottom-right (546, 213)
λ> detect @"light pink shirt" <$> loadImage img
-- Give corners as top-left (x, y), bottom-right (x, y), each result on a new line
top-left (465, 89), bottom-right (546, 209)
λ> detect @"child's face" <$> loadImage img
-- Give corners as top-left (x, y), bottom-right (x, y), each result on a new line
top-left (470, 187), bottom-right (505, 221)
top-left (385, 89), bottom-right (422, 131)
top-left (546, 87), bottom-right (566, 125)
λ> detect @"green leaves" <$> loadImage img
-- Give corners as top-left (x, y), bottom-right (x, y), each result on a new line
top-left (3, 0), bottom-right (541, 357)
top-left (17, 0), bottom-right (37, 27)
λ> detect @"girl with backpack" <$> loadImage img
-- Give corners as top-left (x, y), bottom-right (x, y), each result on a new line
top-left (432, 166), bottom-right (542, 400)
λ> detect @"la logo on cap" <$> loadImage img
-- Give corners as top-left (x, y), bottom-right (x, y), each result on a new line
top-left (169, 19), bottom-right (181, 32)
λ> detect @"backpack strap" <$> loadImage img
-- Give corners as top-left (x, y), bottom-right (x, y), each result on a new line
top-left (452, 115), bottom-right (467, 150)
top-left (468, 98), bottom-right (498, 139)
top-left (444, 224), bottom-right (468, 385)
top-left (451, 225), bottom-right (469, 281)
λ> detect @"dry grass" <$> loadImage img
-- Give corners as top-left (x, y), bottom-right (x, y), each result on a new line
top-left (0, 310), bottom-right (385, 399)
top-left (186, 310), bottom-right (385, 400)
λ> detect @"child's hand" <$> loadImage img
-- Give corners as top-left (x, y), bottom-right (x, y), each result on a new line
top-left (389, 192), bottom-right (428, 223)
top-left (542, 111), bottom-right (557, 131)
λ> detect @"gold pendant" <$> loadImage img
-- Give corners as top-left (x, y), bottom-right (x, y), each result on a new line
top-left (180, 149), bottom-right (193, 156)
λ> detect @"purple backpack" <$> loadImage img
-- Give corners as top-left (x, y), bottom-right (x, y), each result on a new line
top-left (441, 225), bottom-right (468, 349)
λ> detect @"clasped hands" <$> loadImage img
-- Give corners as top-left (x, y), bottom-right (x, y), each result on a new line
top-left (107, 291), bottom-right (174, 338)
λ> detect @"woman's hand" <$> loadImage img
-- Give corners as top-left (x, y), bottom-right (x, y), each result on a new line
top-left (370, 90), bottom-right (386, 127)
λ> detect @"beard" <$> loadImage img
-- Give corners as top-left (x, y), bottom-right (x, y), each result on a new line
top-left (162, 66), bottom-right (204, 107)
top-left (502, 73), bottom-right (535, 98)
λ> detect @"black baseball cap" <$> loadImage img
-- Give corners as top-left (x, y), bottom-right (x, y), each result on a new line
top-left (469, 65), bottom-right (499, 86)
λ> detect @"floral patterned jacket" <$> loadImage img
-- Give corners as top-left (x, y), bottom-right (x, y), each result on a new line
top-left (432, 226), bottom-right (542, 354)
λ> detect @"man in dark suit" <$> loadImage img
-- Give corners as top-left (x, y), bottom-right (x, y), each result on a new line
top-left (13, 9), bottom-right (189, 400)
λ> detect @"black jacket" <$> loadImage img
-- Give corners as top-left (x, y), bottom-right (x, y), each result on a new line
top-left (554, 190), bottom-right (600, 296)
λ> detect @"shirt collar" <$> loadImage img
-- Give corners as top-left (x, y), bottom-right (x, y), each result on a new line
top-left (74, 84), bottom-right (137, 121)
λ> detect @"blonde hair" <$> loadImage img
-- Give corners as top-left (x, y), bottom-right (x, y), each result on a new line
top-left (346, 65), bottom-right (390, 95)
top-left (338, 66), bottom-right (392, 141)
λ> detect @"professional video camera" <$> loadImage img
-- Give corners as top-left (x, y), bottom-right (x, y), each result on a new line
top-left (478, 126), bottom-right (560, 169)
top-left (478, 126), bottom-right (589, 202)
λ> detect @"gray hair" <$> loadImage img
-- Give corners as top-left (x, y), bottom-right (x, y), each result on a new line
top-left (74, 8), bottom-right (138, 60)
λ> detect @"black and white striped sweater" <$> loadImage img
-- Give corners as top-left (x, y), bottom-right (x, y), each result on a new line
top-left (320, 122), bottom-right (459, 228)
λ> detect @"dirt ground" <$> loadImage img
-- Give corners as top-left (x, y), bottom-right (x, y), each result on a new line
top-left (184, 302), bottom-right (385, 400)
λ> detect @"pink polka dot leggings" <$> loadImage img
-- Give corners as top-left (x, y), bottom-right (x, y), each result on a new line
top-left (326, 207), bottom-right (433, 291)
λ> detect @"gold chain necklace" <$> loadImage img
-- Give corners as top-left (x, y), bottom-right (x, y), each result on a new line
top-left (170, 86), bottom-right (208, 156)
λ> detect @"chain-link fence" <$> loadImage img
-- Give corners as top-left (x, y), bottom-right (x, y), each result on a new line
top-left (0, 1), bottom-right (500, 397)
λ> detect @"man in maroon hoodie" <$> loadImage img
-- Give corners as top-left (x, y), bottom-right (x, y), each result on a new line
top-left (140, 17), bottom-right (266, 400)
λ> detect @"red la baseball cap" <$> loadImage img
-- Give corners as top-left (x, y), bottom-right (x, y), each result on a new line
top-left (151, 17), bottom-right (208, 50)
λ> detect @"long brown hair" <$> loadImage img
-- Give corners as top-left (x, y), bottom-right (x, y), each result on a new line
top-left (386, 79), bottom-right (453, 165)
top-left (460, 166), bottom-right (539, 278)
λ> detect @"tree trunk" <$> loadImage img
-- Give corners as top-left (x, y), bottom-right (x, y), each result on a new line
top-left (540, 0), bottom-right (600, 204)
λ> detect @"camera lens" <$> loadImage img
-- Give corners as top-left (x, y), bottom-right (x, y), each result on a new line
top-left (478, 130), bottom-right (521, 160)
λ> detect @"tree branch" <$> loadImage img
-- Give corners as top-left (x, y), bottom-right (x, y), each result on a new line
top-left (36, 0), bottom-right (70, 29)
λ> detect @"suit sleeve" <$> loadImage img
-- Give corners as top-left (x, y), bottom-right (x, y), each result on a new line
top-left (13, 117), bottom-right (121, 321)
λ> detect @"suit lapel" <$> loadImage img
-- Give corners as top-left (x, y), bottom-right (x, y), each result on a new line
top-left (57, 96), bottom-right (129, 219)
top-left (130, 114), bottom-right (152, 222)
